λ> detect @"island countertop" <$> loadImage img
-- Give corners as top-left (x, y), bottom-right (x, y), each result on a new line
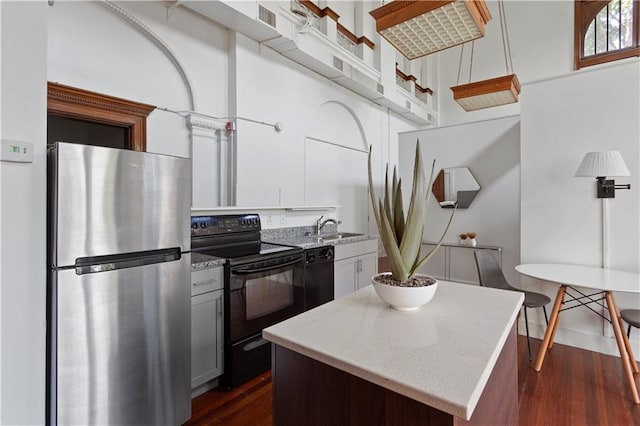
top-left (262, 281), bottom-right (523, 420)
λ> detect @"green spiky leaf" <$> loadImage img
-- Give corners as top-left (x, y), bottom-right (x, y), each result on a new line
top-left (393, 180), bottom-right (404, 245)
top-left (368, 140), bottom-right (455, 283)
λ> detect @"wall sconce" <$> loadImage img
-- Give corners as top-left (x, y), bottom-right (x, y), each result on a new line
top-left (369, 0), bottom-right (492, 60)
top-left (575, 151), bottom-right (631, 198)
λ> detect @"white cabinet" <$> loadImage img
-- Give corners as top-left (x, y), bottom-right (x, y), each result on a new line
top-left (191, 266), bottom-right (224, 393)
top-left (334, 239), bottom-right (378, 299)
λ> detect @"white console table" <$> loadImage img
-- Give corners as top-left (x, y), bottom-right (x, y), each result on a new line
top-left (419, 241), bottom-right (502, 284)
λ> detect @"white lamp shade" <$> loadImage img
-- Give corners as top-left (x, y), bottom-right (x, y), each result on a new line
top-left (575, 151), bottom-right (630, 177)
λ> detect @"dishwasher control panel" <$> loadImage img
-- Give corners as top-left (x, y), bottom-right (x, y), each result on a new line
top-left (305, 246), bottom-right (334, 263)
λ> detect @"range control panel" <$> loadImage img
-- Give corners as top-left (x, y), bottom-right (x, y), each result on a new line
top-left (191, 214), bottom-right (261, 237)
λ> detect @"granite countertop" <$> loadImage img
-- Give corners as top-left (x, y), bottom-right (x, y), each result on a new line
top-left (262, 225), bottom-right (376, 249)
top-left (265, 233), bottom-right (375, 249)
top-left (262, 282), bottom-right (523, 420)
top-left (190, 252), bottom-right (225, 271)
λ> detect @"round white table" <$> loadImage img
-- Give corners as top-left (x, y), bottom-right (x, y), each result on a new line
top-left (516, 263), bottom-right (640, 404)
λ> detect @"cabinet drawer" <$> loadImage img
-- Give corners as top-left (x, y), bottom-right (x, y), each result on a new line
top-left (334, 238), bottom-right (378, 261)
top-left (191, 266), bottom-right (223, 296)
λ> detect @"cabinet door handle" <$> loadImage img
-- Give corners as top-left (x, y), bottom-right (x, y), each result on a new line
top-left (193, 278), bottom-right (219, 287)
top-left (216, 296), bottom-right (222, 319)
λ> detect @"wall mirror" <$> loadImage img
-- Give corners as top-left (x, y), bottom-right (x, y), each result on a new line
top-left (431, 167), bottom-right (480, 209)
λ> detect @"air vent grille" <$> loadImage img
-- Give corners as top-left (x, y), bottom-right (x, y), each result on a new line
top-left (258, 5), bottom-right (276, 28)
top-left (333, 57), bottom-right (343, 71)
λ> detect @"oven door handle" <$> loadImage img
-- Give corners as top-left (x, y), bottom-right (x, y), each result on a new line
top-left (231, 255), bottom-right (304, 275)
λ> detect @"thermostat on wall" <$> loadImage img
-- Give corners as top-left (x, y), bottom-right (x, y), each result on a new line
top-left (1, 139), bottom-right (33, 163)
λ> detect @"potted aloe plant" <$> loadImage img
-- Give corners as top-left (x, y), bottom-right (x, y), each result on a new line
top-left (368, 140), bottom-right (455, 310)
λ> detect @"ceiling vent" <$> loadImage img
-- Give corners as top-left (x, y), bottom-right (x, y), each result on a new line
top-left (333, 57), bottom-right (343, 71)
top-left (258, 5), bottom-right (277, 28)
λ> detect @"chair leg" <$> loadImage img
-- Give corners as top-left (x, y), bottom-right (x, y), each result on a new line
top-left (524, 307), bottom-right (532, 360)
top-left (543, 305), bottom-right (549, 325)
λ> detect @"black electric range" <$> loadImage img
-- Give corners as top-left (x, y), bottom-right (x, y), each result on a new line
top-left (190, 214), bottom-right (305, 388)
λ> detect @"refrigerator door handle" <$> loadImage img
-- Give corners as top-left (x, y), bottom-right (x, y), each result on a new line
top-left (75, 247), bottom-right (182, 275)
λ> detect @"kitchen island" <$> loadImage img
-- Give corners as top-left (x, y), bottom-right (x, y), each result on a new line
top-left (262, 281), bottom-right (523, 425)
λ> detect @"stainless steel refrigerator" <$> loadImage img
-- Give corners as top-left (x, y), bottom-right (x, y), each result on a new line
top-left (47, 142), bottom-right (192, 425)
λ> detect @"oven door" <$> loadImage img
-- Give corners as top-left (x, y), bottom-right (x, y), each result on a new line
top-left (228, 253), bottom-right (305, 342)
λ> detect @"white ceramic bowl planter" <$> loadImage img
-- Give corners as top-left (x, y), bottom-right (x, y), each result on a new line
top-left (372, 273), bottom-right (438, 311)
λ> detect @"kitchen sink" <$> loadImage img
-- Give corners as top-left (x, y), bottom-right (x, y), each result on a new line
top-left (317, 232), bottom-right (364, 241)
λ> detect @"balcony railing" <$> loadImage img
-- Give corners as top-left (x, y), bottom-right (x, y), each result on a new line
top-left (396, 67), bottom-right (433, 105)
top-left (293, 0), bottom-right (374, 60)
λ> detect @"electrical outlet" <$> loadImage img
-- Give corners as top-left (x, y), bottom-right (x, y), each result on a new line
top-left (267, 215), bottom-right (273, 225)
top-left (280, 214), bottom-right (286, 224)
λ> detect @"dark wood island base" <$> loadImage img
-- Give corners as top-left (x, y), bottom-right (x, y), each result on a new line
top-left (272, 324), bottom-right (518, 425)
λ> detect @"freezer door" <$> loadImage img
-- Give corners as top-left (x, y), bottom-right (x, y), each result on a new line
top-left (52, 254), bottom-right (191, 425)
top-left (50, 142), bottom-right (191, 267)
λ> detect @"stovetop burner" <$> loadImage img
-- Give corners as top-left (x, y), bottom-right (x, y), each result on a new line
top-left (190, 214), bottom-right (302, 263)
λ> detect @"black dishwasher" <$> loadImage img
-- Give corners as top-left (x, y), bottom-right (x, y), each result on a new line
top-left (304, 246), bottom-right (335, 310)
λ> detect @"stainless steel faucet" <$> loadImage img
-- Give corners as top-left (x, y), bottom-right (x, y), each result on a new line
top-left (316, 215), bottom-right (341, 235)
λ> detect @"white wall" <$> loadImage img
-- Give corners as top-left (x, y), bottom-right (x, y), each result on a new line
top-left (4, 3), bottom-right (637, 423)
top-left (0, 2), bottom-right (48, 424)
top-left (398, 116), bottom-right (521, 286)
top-left (437, 0), bottom-right (573, 126)
top-left (434, 0), bottom-right (640, 356)
top-left (0, 2), bottom-right (421, 422)
top-left (230, 32), bottom-right (419, 232)
top-left (521, 60), bottom-right (640, 356)
top-left (48, 0), bottom-right (230, 208)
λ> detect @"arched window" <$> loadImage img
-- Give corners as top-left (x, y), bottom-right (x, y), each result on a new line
top-left (575, 0), bottom-right (639, 69)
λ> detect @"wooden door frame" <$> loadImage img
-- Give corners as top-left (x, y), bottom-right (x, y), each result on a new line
top-left (47, 82), bottom-right (155, 151)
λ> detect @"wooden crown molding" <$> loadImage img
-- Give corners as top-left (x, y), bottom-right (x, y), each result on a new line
top-left (395, 67), bottom-right (417, 82)
top-left (396, 67), bottom-right (433, 96)
top-left (47, 82), bottom-right (155, 152)
top-left (358, 36), bottom-right (375, 50)
top-left (48, 82), bottom-right (155, 117)
top-left (299, 1), bottom-right (340, 21)
top-left (415, 84), bottom-right (433, 95)
top-left (301, 1), bottom-right (373, 49)
top-left (336, 23), bottom-right (376, 49)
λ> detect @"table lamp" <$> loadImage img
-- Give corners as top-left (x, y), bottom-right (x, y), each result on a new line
top-left (575, 151), bottom-right (631, 198)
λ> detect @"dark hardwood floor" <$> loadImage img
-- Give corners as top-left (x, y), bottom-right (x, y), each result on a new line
top-left (187, 336), bottom-right (640, 425)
